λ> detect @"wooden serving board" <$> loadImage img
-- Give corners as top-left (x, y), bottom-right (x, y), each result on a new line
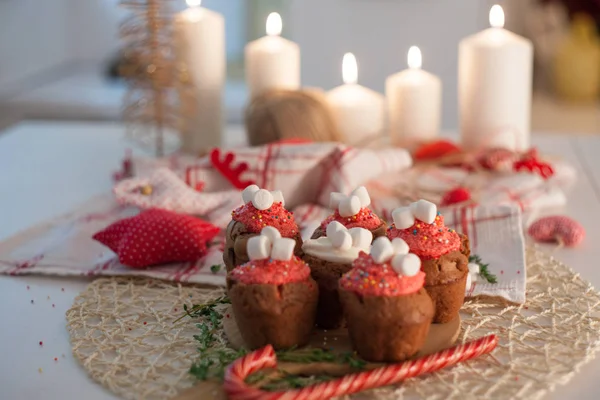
top-left (174, 306), bottom-right (460, 400)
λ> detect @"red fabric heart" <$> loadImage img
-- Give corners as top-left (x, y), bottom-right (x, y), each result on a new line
top-left (441, 187), bottom-right (472, 206)
top-left (93, 209), bottom-right (220, 268)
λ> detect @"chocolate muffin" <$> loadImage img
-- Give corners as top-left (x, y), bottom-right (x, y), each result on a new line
top-left (311, 186), bottom-right (386, 240)
top-left (339, 245), bottom-right (434, 362)
top-left (224, 185), bottom-right (302, 272)
top-left (388, 201), bottom-right (469, 323)
top-left (302, 224), bottom-right (373, 329)
top-left (227, 235), bottom-right (318, 350)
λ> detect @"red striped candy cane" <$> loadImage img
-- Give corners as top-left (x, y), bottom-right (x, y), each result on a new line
top-left (223, 334), bottom-right (498, 400)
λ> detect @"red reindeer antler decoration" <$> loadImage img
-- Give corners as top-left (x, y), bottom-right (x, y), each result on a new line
top-left (210, 148), bottom-right (255, 190)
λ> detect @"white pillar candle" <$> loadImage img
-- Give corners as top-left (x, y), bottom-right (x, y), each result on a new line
top-left (459, 5), bottom-right (533, 151)
top-left (326, 53), bottom-right (385, 146)
top-left (386, 46), bottom-right (442, 147)
top-left (245, 12), bottom-right (300, 98)
top-left (174, 0), bottom-right (225, 154)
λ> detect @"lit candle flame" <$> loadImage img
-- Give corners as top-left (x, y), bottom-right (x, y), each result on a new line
top-left (186, 0), bottom-right (201, 7)
top-left (342, 53), bottom-right (358, 85)
top-left (489, 5), bottom-right (505, 28)
top-left (266, 12), bottom-right (282, 36)
top-left (407, 46), bottom-right (422, 69)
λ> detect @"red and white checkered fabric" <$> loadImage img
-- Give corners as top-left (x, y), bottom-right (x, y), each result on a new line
top-left (0, 195), bottom-right (527, 303)
top-left (127, 142), bottom-right (413, 212)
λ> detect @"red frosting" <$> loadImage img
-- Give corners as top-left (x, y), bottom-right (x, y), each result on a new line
top-left (339, 252), bottom-right (425, 296)
top-left (229, 257), bottom-right (311, 285)
top-left (387, 214), bottom-right (460, 259)
top-left (320, 208), bottom-right (382, 231)
top-left (231, 202), bottom-right (298, 237)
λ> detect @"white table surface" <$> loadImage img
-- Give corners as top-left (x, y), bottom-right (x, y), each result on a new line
top-left (1, 121), bottom-right (599, 400)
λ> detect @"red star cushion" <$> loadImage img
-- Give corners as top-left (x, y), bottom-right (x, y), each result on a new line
top-left (93, 208), bottom-right (220, 268)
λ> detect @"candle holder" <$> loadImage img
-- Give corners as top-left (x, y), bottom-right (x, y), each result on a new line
top-left (119, 0), bottom-right (182, 157)
top-left (245, 89), bottom-right (343, 146)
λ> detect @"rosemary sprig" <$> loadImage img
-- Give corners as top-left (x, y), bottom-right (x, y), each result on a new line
top-left (469, 254), bottom-right (498, 284)
top-left (173, 295), bottom-right (230, 324)
top-left (184, 295), bottom-right (367, 390)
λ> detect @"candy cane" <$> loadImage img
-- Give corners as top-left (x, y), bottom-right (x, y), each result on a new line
top-left (224, 334), bottom-right (498, 400)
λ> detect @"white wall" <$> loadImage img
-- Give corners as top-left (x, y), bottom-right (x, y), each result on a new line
top-left (67, 0), bottom-right (125, 63)
top-left (0, 0), bottom-right (71, 94)
top-left (289, 0), bottom-right (493, 130)
top-left (66, 0), bottom-right (248, 64)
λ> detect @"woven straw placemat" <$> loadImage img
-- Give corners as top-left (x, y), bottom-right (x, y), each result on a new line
top-left (66, 246), bottom-right (600, 400)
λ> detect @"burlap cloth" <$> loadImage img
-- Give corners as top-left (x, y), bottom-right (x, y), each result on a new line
top-left (66, 246), bottom-right (600, 399)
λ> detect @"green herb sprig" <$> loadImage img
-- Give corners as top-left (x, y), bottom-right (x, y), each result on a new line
top-left (469, 254), bottom-right (497, 284)
top-left (183, 296), bottom-right (367, 390)
top-left (173, 295), bottom-right (230, 324)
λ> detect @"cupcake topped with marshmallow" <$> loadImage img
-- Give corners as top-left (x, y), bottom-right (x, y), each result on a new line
top-left (229, 227), bottom-right (310, 285)
top-left (311, 186), bottom-right (386, 241)
top-left (387, 199), bottom-right (470, 324)
top-left (339, 237), bottom-right (425, 297)
top-left (303, 221), bottom-right (372, 264)
top-left (231, 184), bottom-right (298, 237)
top-left (227, 227), bottom-right (318, 350)
top-left (224, 185), bottom-right (304, 271)
top-left (387, 199), bottom-right (461, 260)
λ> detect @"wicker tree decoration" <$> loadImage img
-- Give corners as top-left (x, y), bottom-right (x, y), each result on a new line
top-left (119, 0), bottom-right (184, 157)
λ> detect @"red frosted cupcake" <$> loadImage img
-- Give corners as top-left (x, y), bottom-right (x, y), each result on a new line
top-left (227, 227), bottom-right (318, 350)
top-left (302, 223), bottom-right (373, 329)
top-left (339, 237), bottom-right (434, 362)
top-left (311, 186), bottom-right (386, 240)
top-left (387, 200), bottom-right (469, 323)
top-left (224, 185), bottom-right (302, 271)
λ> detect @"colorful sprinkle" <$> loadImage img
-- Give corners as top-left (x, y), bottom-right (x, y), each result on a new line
top-left (39, 341), bottom-right (43, 346)
top-left (388, 213), bottom-right (461, 259)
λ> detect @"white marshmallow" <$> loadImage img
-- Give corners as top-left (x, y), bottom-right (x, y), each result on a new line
top-left (349, 228), bottom-right (373, 250)
top-left (412, 199), bottom-right (437, 224)
top-left (391, 238), bottom-right (410, 255)
top-left (339, 195), bottom-right (361, 217)
top-left (326, 221), bottom-right (346, 238)
top-left (392, 207), bottom-right (415, 230)
top-left (370, 237), bottom-right (394, 264)
top-left (330, 192), bottom-right (345, 209)
top-left (391, 253), bottom-right (421, 276)
top-left (466, 272), bottom-right (473, 293)
top-left (241, 184), bottom-right (260, 204)
top-left (330, 230), bottom-right (353, 250)
top-left (271, 238), bottom-right (296, 261)
top-left (351, 186), bottom-right (371, 207)
top-left (261, 226), bottom-right (281, 245)
top-left (247, 235), bottom-right (270, 260)
top-left (270, 190), bottom-right (285, 206)
top-left (468, 263), bottom-right (480, 275)
top-left (251, 189), bottom-right (274, 211)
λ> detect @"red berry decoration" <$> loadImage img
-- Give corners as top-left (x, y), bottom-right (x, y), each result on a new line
top-left (441, 187), bottom-right (472, 206)
top-left (93, 209), bottom-right (220, 268)
top-left (513, 148), bottom-right (554, 179)
top-left (528, 216), bottom-right (585, 247)
top-left (414, 140), bottom-right (462, 161)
